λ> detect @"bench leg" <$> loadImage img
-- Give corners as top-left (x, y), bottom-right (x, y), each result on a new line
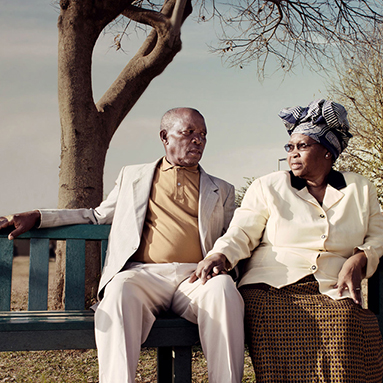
top-left (157, 346), bottom-right (192, 383)
top-left (157, 347), bottom-right (173, 383)
top-left (173, 346), bottom-right (192, 383)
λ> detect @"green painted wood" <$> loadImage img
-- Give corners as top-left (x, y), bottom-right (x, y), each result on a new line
top-left (65, 239), bottom-right (86, 310)
top-left (0, 238), bottom-right (14, 311)
top-left (0, 224), bottom-right (111, 241)
top-left (0, 311), bottom-right (94, 331)
top-left (0, 329), bottom-right (96, 351)
top-left (29, 238), bottom-right (50, 310)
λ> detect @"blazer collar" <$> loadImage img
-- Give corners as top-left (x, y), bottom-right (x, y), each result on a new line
top-left (289, 169), bottom-right (347, 191)
top-left (290, 169), bottom-right (347, 211)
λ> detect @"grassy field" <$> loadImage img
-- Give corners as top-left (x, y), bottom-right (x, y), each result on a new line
top-left (1, 256), bottom-right (255, 382)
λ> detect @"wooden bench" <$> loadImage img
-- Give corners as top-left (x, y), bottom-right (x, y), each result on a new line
top-left (0, 224), bottom-right (199, 383)
top-left (1, 224), bottom-right (383, 382)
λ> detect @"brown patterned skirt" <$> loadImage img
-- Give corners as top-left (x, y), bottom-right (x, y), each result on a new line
top-left (239, 275), bottom-right (383, 383)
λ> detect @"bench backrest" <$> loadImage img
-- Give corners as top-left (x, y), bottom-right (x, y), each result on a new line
top-left (1, 224), bottom-right (383, 335)
top-left (0, 225), bottom-right (111, 311)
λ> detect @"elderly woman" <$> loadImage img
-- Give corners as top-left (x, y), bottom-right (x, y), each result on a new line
top-left (192, 99), bottom-right (383, 382)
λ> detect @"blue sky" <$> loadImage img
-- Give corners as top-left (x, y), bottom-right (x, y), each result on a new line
top-left (0, 0), bottom-right (328, 215)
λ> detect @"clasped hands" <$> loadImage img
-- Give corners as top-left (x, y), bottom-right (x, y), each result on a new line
top-left (189, 253), bottom-right (228, 284)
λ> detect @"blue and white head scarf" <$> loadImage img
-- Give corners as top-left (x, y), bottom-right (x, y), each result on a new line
top-left (278, 99), bottom-right (352, 160)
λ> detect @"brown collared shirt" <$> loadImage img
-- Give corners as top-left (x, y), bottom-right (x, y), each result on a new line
top-left (131, 157), bottom-right (203, 263)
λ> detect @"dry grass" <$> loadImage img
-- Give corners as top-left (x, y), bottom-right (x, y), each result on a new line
top-left (1, 255), bottom-right (255, 382)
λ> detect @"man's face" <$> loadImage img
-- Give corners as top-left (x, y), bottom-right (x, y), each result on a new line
top-left (161, 109), bottom-right (207, 167)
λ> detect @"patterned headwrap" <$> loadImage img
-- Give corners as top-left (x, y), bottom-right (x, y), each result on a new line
top-left (278, 99), bottom-right (352, 160)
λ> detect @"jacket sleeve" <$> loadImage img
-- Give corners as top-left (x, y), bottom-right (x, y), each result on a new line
top-left (207, 177), bottom-right (270, 269)
top-left (39, 167), bottom-right (125, 228)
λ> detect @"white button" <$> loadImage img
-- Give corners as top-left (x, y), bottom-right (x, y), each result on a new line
top-left (177, 182), bottom-right (181, 186)
top-left (321, 235), bottom-right (326, 239)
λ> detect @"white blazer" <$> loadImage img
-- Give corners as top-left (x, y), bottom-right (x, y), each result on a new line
top-left (40, 158), bottom-right (235, 297)
top-left (207, 170), bottom-right (383, 300)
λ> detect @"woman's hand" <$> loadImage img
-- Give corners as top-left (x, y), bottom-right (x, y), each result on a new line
top-left (189, 253), bottom-right (228, 284)
top-left (335, 251), bottom-right (367, 306)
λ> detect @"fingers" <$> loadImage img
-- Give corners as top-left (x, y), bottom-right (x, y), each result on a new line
top-left (9, 225), bottom-right (28, 240)
top-left (198, 263), bottom-right (215, 285)
top-left (189, 254), bottom-right (228, 284)
top-left (189, 271), bottom-right (198, 283)
top-left (0, 215), bottom-right (14, 230)
top-left (0, 211), bottom-right (41, 240)
top-left (0, 216), bottom-right (15, 240)
top-left (336, 283), bottom-right (362, 305)
top-left (350, 287), bottom-right (362, 306)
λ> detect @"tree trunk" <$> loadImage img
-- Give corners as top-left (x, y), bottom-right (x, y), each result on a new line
top-left (53, 0), bottom-right (191, 308)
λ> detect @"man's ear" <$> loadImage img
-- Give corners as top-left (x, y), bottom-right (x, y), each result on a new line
top-left (160, 129), bottom-right (168, 144)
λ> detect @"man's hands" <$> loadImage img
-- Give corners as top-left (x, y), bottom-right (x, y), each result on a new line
top-left (335, 251), bottom-right (367, 306)
top-left (0, 210), bottom-right (41, 240)
top-left (189, 253), bottom-right (229, 284)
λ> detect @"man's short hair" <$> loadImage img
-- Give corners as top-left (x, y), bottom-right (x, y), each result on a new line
top-left (160, 108), bottom-right (203, 131)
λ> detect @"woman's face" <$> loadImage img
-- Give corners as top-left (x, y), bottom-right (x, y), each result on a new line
top-left (286, 133), bottom-right (331, 180)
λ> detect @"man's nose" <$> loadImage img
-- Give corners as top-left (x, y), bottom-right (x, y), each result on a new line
top-left (192, 135), bottom-right (202, 144)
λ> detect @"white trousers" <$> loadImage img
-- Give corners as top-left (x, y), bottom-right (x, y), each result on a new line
top-left (94, 262), bottom-right (245, 383)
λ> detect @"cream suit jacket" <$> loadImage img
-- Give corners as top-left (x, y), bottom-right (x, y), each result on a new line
top-left (207, 170), bottom-right (383, 301)
top-left (40, 158), bottom-right (235, 297)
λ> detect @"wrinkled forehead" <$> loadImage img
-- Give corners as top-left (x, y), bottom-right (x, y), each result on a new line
top-left (172, 109), bottom-right (207, 131)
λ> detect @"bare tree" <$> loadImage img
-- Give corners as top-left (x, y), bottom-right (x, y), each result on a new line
top-left (197, 0), bottom-right (383, 75)
top-left (53, 0), bottom-right (383, 307)
top-left (329, 28), bottom-right (383, 205)
top-left (55, 0), bottom-right (192, 308)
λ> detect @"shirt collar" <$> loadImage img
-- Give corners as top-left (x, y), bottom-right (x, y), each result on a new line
top-left (161, 157), bottom-right (200, 173)
top-left (289, 169), bottom-right (347, 191)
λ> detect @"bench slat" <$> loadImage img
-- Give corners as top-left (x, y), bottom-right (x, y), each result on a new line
top-left (0, 225), bottom-right (111, 240)
top-left (29, 238), bottom-right (50, 310)
top-left (65, 239), bottom-right (86, 310)
top-left (0, 238), bottom-right (13, 311)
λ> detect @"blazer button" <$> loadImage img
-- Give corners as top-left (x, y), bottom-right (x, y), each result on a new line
top-left (311, 265), bottom-right (317, 271)
top-left (321, 235), bottom-right (326, 239)
top-left (320, 214), bottom-right (325, 218)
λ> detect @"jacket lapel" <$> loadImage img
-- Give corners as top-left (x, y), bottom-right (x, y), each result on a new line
top-left (132, 159), bottom-right (161, 236)
top-left (198, 167), bottom-right (219, 255)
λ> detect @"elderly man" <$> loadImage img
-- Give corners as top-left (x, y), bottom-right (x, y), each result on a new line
top-left (0, 107), bottom-right (244, 383)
